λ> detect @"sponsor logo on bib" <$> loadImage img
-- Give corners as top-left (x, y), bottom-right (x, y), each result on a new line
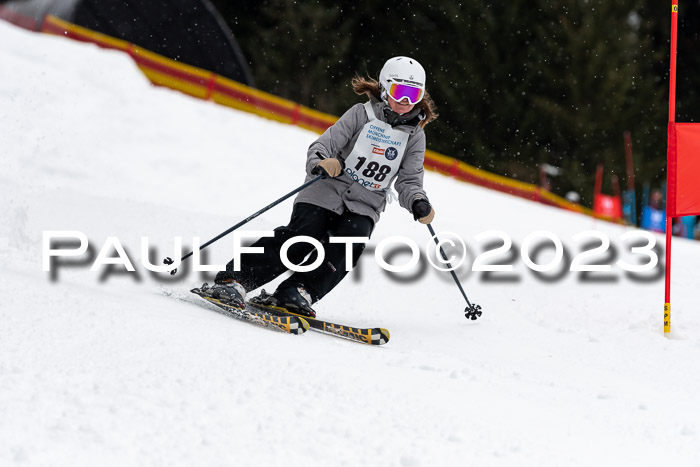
top-left (345, 167), bottom-right (382, 190)
top-left (385, 147), bottom-right (399, 161)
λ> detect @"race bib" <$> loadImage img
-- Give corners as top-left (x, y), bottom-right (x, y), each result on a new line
top-left (343, 102), bottom-right (409, 191)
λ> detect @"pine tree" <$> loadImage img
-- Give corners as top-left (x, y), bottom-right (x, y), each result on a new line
top-left (209, 0), bottom-right (676, 205)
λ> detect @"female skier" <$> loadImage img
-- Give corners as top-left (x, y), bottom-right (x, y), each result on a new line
top-left (205, 56), bottom-right (438, 317)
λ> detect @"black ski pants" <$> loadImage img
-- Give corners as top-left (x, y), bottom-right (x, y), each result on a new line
top-left (215, 202), bottom-right (374, 302)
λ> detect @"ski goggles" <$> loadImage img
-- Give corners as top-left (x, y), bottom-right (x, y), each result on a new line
top-left (387, 82), bottom-right (424, 105)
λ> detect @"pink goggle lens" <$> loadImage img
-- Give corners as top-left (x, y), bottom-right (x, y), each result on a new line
top-left (387, 82), bottom-right (424, 105)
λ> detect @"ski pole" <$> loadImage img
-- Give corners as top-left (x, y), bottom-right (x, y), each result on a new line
top-left (426, 223), bottom-right (483, 320)
top-left (164, 173), bottom-right (326, 275)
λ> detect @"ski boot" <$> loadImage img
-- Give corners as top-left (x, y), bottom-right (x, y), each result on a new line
top-left (251, 286), bottom-right (317, 318)
top-left (272, 286), bottom-right (316, 318)
top-left (198, 280), bottom-right (247, 310)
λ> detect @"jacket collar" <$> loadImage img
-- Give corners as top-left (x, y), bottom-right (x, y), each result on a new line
top-left (368, 95), bottom-right (424, 135)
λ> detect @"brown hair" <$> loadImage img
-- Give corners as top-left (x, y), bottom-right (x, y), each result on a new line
top-left (351, 75), bottom-right (438, 128)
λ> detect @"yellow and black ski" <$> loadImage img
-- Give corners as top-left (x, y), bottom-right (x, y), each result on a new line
top-left (248, 294), bottom-right (390, 346)
top-left (191, 288), bottom-right (309, 335)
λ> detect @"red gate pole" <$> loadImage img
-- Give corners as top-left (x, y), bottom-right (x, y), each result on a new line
top-left (664, 0), bottom-right (679, 334)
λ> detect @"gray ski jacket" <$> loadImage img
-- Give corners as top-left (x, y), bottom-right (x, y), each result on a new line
top-left (294, 97), bottom-right (429, 224)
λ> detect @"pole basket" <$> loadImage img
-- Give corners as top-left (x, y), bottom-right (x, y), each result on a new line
top-left (465, 303), bottom-right (483, 321)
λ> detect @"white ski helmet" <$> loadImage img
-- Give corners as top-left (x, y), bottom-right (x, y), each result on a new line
top-left (379, 56), bottom-right (426, 104)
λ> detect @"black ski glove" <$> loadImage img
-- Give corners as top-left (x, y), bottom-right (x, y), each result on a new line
top-left (412, 199), bottom-right (435, 224)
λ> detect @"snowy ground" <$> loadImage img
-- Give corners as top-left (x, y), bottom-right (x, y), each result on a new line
top-left (1, 20), bottom-right (700, 467)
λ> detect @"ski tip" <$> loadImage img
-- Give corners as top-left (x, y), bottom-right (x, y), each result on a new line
top-left (373, 328), bottom-right (390, 345)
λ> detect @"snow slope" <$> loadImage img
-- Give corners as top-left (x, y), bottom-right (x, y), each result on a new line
top-left (1, 20), bottom-right (700, 467)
